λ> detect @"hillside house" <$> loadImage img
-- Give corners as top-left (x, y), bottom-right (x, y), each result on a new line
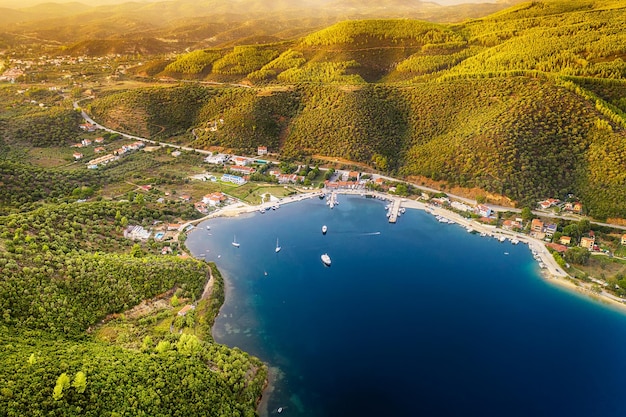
top-left (564, 202), bottom-right (583, 214)
top-left (79, 123), bottom-right (96, 132)
top-left (177, 305), bottom-right (195, 316)
top-left (179, 194), bottom-right (192, 202)
top-left (258, 146), bottom-right (268, 156)
top-left (73, 152), bottom-right (83, 160)
top-left (538, 198), bottom-right (560, 210)
top-left (580, 236), bottom-right (595, 250)
top-left (622, 234), bottom-right (626, 246)
top-left (94, 146), bottom-right (106, 153)
top-left (205, 153), bottom-right (229, 164)
top-left (95, 137), bottom-right (105, 143)
top-left (559, 236), bottom-right (572, 245)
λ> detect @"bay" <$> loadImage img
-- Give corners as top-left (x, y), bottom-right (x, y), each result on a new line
top-left (186, 195), bottom-right (626, 417)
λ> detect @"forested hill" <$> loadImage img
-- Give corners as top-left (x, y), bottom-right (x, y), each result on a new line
top-left (89, 0), bottom-right (626, 219)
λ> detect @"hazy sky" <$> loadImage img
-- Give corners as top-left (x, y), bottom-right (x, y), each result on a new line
top-left (433, 0), bottom-right (497, 4)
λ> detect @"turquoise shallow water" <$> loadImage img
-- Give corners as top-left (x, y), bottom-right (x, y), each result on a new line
top-left (186, 195), bottom-right (626, 417)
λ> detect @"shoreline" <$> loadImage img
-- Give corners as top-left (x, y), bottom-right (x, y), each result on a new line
top-left (190, 188), bottom-right (626, 313)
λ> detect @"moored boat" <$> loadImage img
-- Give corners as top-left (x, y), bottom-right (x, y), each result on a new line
top-left (232, 235), bottom-right (240, 247)
top-left (322, 225), bottom-right (328, 234)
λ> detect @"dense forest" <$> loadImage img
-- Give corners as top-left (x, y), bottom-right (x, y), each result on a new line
top-left (0, 198), bottom-right (266, 416)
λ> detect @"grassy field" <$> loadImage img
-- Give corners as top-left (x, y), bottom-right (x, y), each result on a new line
top-left (571, 255), bottom-right (626, 281)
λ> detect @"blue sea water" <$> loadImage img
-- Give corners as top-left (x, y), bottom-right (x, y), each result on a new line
top-left (186, 195), bottom-right (626, 417)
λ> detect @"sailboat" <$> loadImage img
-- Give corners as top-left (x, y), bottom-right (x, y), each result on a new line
top-left (275, 238), bottom-right (281, 253)
top-left (232, 235), bottom-right (240, 248)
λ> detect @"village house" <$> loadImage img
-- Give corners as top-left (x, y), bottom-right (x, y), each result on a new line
top-left (531, 218), bottom-right (544, 233)
top-left (230, 156), bottom-right (251, 166)
top-left (87, 153), bottom-right (117, 167)
top-left (258, 146), bottom-right (268, 156)
top-left (221, 174), bottom-right (246, 185)
top-left (81, 138), bottom-right (92, 146)
top-left (346, 171), bottom-right (360, 181)
top-left (79, 123), bottom-right (96, 132)
top-left (450, 201), bottom-right (473, 213)
top-left (171, 150), bottom-right (181, 157)
top-left (230, 165), bottom-right (256, 175)
top-left (73, 152), bottom-right (83, 160)
top-left (95, 137), bottom-right (105, 143)
top-left (564, 202), bottom-right (583, 214)
top-left (167, 223), bottom-right (182, 231)
top-left (622, 234), bottom-right (626, 246)
top-left (559, 236), bottom-right (572, 246)
top-left (476, 204), bottom-right (492, 218)
top-left (324, 180), bottom-right (365, 190)
top-left (502, 219), bottom-right (522, 231)
top-left (179, 194), bottom-right (192, 202)
top-left (546, 243), bottom-right (568, 253)
top-left (580, 236), bottom-right (595, 250)
top-left (202, 192), bottom-right (226, 206)
top-left (538, 198), bottom-right (560, 210)
top-left (277, 174), bottom-right (303, 184)
top-left (194, 201), bottom-right (209, 214)
top-left (177, 305), bottom-right (195, 316)
top-left (204, 153), bottom-right (229, 164)
top-left (544, 223), bottom-right (558, 237)
top-left (94, 146), bottom-right (106, 153)
top-left (124, 225), bottom-right (151, 240)
top-left (161, 246), bottom-right (173, 255)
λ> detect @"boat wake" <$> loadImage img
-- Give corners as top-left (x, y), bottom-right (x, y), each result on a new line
top-left (361, 231), bottom-right (381, 236)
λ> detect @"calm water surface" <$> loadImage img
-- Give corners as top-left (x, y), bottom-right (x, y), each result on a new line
top-left (186, 196), bottom-right (626, 417)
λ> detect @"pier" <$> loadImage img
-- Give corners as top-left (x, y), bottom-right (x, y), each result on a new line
top-left (327, 192), bottom-right (338, 209)
top-left (388, 199), bottom-right (401, 223)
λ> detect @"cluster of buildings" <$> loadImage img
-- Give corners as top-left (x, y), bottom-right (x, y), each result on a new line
top-left (87, 141), bottom-right (145, 169)
top-left (537, 198), bottom-right (583, 214)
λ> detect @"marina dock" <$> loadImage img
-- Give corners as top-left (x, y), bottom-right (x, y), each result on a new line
top-left (388, 199), bottom-right (401, 223)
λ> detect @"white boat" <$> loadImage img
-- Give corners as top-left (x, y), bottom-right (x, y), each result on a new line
top-left (511, 238), bottom-right (520, 245)
top-left (321, 253), bottom-right (331, 266)
top-left (232, 236), bottom-right (240, 247)
top-left (322, 225), bottom-right (327, 234)
top-left (259, 208), bottom-right (266, 214)
top-left (206, 225), bottom-right (211, 230)
top-left (275, 238), bottom-right (281, 253)
top-left (499, 236), bottom-right (506, 242)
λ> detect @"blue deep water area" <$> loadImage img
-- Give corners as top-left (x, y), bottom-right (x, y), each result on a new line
top-left (185, 195), bottom-right (626, 417)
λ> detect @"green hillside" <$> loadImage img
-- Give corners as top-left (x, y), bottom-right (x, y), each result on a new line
top-left (84, 1), bottom-right (626, 220)
top-left (0, 199), bottom-right (266, 416)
